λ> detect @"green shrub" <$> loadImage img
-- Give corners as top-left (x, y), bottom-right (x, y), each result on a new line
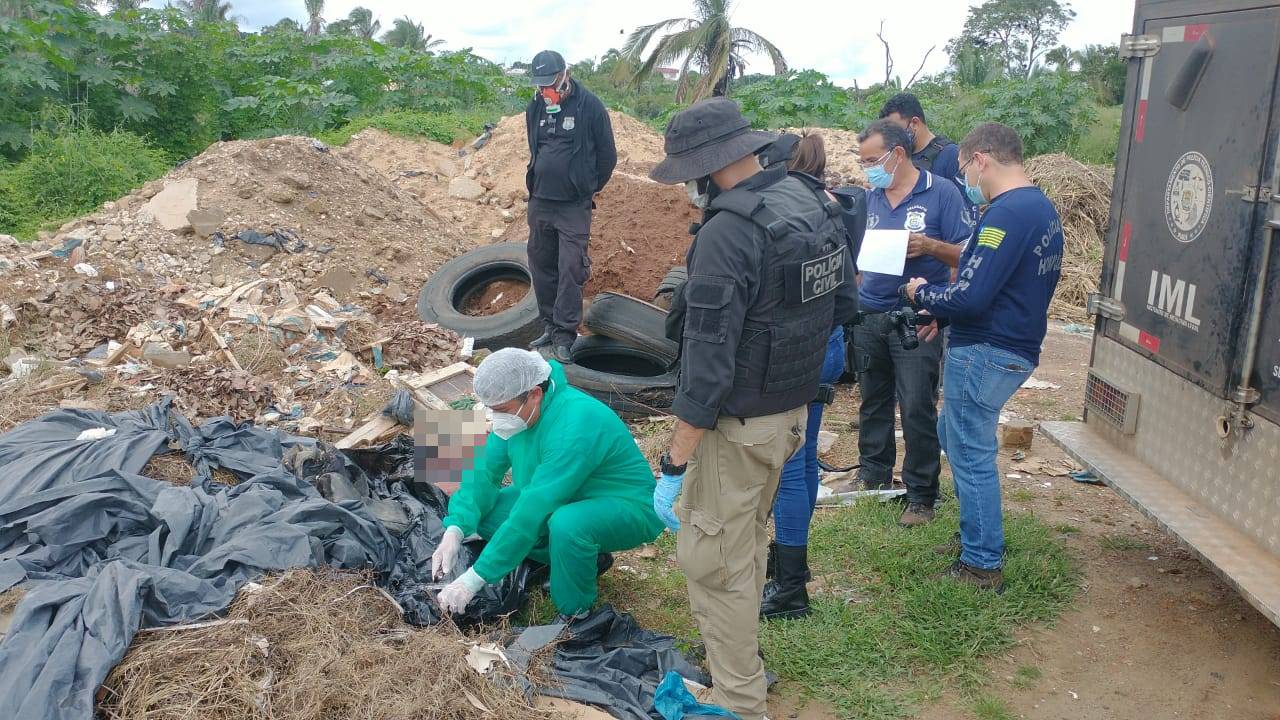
top-left (317, 110), bottom-right (493, 147)
top-left (0, 127), bottom-right (170, 240)
top-left (979, 74), bottom-right (1097, 157)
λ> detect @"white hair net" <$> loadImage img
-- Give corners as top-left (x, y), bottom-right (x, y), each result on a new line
top-left (473, 348), bottom-right (553, 406)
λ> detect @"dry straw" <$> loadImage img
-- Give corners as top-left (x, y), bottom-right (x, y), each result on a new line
top-left (99, 569), bottom-right (560, 720)
top-left (1026, 153), bottom-right (1113, 321)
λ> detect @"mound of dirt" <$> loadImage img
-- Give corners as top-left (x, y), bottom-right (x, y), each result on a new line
top-left (500, 174), bottom-right (699, 302)
top-left (55, 135), bottom-right (464, 295)
top-left (783, 127), bottom-right (867, 187)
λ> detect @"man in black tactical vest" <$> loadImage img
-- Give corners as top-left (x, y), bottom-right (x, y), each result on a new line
top-left (648, 98), bottom-right (859, 720)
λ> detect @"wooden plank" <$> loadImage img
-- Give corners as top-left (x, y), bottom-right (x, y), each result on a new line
top-left (206, 324), bottom-right (245, 373)
top-left (409, 361), bottom-right (474, 389)
top-left (334, 416), bottom-right (400, 449)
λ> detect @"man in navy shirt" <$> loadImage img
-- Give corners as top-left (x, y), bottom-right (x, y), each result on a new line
top-left (854, 119), bottom-right (972, 527)
top-left (905, 122), bottom-right (1063, 592)
top-left (879, 93), bottom-right (971, 211)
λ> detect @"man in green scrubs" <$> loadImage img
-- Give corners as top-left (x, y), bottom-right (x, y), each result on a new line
top-left (432, 348), bottom-right (664, 618)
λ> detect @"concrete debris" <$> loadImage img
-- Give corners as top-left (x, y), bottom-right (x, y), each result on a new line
top-left (188, 208), bottom-right (227, 238)
top-left (139, 178), bottom-right (199, 232)
top-left (448, 177), bottom-right (486, 201)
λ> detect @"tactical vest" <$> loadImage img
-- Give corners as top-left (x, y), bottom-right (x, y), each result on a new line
top-left (912, 133), bottom-right (953, 173)
top-left (702, 176), bottom-right (848, 415)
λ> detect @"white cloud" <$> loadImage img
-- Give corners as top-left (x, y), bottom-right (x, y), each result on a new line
top-left (239, 0), bottom-right (1138, 86)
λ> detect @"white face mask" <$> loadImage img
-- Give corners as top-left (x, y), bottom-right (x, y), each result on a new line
top-left (685, 179), bottom-right (709, 209)
top-left (488, 397), bottom-right (530, 440)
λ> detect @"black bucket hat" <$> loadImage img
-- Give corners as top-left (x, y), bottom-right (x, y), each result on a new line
top-left (650, 98), bottom-right (777, 184)
top-left (529, 50), bottom-right (567, 86)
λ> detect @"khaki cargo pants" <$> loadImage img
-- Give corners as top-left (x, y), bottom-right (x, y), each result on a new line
top-left (675, 407), bottom-right (807, 720)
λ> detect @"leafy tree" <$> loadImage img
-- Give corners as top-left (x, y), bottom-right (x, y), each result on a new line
top-left (733, 70), bottom-right (850, 128)
top-left (948, 0), bottom-right (1075, 79)
top-left (1075, 44), bottom-right (1125, 104)
top-left (950, 42), bottom-right (1005, 87)
top-left (978, 72), bottom-right (1095, 154)
top-left (381, 16), bottom-right (443, 52)
top-left (304, 0), bottom-right (324, 37)
top-left (265, 17), bottom-right (303, 35)
top-left (344, 7), bottom-right (380, 40)
top-left (107, 0), bottom-right (142, 11)
top-left (621, 0), bottom-right (786, 101)
top-left (177, 0), bottom-right (234, 24)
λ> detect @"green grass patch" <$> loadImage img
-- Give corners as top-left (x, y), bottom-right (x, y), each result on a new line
top-left (316, 110), bottom-right (493, 147)
top-left (1069, 104), bottom-right (1121, 165)
top-left (0, 126), bottom-right (170, 240)
top-left (1011, 664), bottom-right (1042, 689)
top-left (1009, 488), bottom-right (1036, 503)
top-left (1053, 523), bottom-right (1080, 534)
top-left (969, 693), bottom-right (1016, 720)
top-left (1098, 533), bottom-right (1150, 552)
top-left (596, 491), bottom-right (1078, 719)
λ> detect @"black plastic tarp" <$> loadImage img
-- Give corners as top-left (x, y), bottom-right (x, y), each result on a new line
top-left (508, 606), bottom-right (712, 720)
top-left (0, 400), bottom-right (528, 720)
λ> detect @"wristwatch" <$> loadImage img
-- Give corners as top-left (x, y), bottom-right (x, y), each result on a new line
top-left (660, 452), bottom-right (687, 476)
top-left (898, 283), bottom-right (917, 306)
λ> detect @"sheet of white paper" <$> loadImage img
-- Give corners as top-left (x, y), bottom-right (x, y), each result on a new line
top-left (857, 229), bottom-right (909, 276)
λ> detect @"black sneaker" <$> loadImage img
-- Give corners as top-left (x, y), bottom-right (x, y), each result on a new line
top-left (937, 559), bottom-right (1004, 593)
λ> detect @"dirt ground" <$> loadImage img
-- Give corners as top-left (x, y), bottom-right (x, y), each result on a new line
top-left (802, 325), bottom-right (1280, 720)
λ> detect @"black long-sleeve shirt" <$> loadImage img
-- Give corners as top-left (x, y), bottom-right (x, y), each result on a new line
top-left (524, 82), bottom-right (617, 202)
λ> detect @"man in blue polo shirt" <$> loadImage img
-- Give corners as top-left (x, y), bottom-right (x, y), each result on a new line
top-left (905, 122), bottom-right (1063, 592)
top-left (854, 119), bottom-right (972, 527)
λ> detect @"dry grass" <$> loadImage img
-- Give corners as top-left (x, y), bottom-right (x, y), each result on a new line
top-left (1027, 153), bottom-right (1112, 321)
top-left (630, 416), bottom-right (675, 466)
top-left (230, 326), bottom-right (287, 377)
top-left (100, 569), bottom-right (560, 720)
top-left (0, 587), bottom-right (25, 616)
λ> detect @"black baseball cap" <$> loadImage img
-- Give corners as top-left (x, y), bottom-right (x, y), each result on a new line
top-left (529, 50), bottom-right (566, 86)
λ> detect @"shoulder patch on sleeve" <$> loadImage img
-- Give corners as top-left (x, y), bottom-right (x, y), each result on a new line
top-left (976, 226), bottom-right (1006, 250)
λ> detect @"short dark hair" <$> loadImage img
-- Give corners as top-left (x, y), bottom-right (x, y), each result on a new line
top-left (960, 122), bottom-right (1024, 164)
top-left (787, 133), bottom-right (827, 180)
top-left (857, 119), bottom-right (912, 156)
top-left (878, 93), bottom-right (926, 125)
top-left (517, 378), bottom-right (553, 403)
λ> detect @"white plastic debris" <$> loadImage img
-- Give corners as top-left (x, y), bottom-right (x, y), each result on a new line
top-left (73, 263), bottom-right (99, 277)
top-left (0, 304), bottom-right (15, 329)
top-left (460, 336), bottom-right (475, 359)
top-left (1021, 376), bottom-right (1060, 390)
top-left (76, 427), bottom-right (117, 442)
top-left (105, 280), bottom-right (116, 291)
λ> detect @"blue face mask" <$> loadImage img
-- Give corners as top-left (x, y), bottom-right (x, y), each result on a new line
top-left (964, 170), bottom-right (987, 205)
top-left (865, 150), bottom-right (898, 189)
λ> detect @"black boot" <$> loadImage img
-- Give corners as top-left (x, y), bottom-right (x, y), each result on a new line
top-left (765, 541), bottom-right (778, 580)
top-left (760, 544), bottom-right (811, 620)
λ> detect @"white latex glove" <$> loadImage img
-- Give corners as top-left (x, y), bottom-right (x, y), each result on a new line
top-left (437, 568), bottom-right (486, 614)
top-left (431, 526), bottom-right (464, 580)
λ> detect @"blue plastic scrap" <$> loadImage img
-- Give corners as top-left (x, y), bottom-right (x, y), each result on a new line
top-left (1070, 470), bottom-right (1103, 485)
top-left (654, 671), bottom-right (740, 720)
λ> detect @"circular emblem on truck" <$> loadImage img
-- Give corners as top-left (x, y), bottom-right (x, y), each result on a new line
top-left (1164, 151), bottom-right (1213, 243)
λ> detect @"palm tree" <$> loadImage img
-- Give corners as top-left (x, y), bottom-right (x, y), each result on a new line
top-left (108, 0), bottom-right (143, 11)
top-left (620, 0), bottom-right (785, 101)
top-left (177, 0), bottom-right (233, 23)
top-left (346, 7), bottom-right (380, 40)
top-left (303, 0), bottom-right (324, 36)
top-left (265, 17), bottom-right (303, 34)
top-left (381, 16), bottom-right (443, 51)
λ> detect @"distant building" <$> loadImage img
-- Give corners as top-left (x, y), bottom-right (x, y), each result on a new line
top-left (656, 67), bottom-right (680, 81)
top-left (505, 67), bottom-right (527, 76)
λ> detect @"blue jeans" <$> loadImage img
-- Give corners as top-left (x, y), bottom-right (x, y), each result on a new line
top-left (937, 343), bottom-right (1033, 570)
top-left (773, 327), bottom-right (847, 547)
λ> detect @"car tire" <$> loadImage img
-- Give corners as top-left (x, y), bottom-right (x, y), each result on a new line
top-left (417, 242), bottom-right (542, 350)
top-left (584, 291), bottom-right (678, 364)
top-left (564, 335), bottom-right (676, 418)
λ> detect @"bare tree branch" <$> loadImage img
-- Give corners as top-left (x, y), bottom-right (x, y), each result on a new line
top-left (877, 20), bottom-right (894, 86)
top-left (903, 45), bottom-right (935, 89)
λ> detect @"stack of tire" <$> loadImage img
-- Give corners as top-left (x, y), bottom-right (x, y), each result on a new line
top-left (418, 242), bottom-right (684, 418)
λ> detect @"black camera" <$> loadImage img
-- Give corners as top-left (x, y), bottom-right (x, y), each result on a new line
top-left (886, 308), bottom-right (919, 351)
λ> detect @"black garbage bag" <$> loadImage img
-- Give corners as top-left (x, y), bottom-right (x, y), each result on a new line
top-left (507, 606), bottom-right (711, 720)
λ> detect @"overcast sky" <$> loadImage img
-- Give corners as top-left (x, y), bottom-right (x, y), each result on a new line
top-left (208, 0), bottom-right (1137, 87)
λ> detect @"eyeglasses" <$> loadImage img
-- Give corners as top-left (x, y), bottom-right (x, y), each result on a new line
top-left (958, 153), bottom-right (981, 174)
top-left (857, 149), bottom-right (892, 169)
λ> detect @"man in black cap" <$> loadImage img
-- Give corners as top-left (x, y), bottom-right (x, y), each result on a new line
top-left (649, 97), bottom-right (858, 720)
top-left (523, 50), bottom-right (618, 363)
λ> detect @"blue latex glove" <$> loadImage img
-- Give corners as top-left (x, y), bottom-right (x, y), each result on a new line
top-left (654, 670), bottom-right (740, 719)
top-left (653, 472), bottom-right (684, 532)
